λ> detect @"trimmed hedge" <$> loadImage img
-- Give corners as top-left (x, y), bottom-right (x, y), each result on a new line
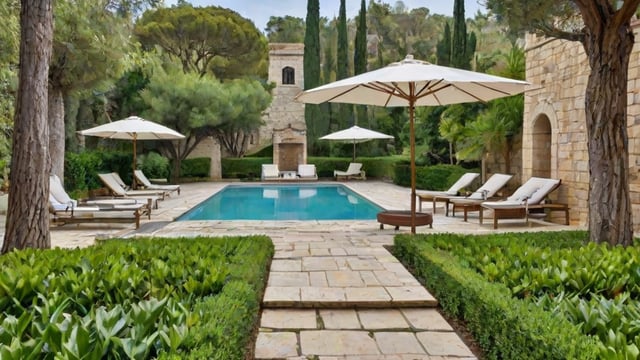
top-left (221, 156), bottom-right (401, 180)
top-left (221, 157), bottom-right (476, 187)
top-left (180, 157), bottom-right (211, 178)
top-left (222, 157), bottom-right (271, 180)
top-left (394, 234), bottom-right (599, 359)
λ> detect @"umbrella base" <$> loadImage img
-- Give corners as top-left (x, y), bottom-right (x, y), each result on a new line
top-left (377, 210), bottom-right (432, 230)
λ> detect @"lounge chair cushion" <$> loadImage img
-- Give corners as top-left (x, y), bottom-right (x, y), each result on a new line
top-left (506, 177), bottom-right (561, 204)
top-left (444, 172), bottom-right (480, 195)
top-left (466, 173), bottom-right (513, 200)
top-left (134, 170), bottom-right (180, 194)
top-left (298, 164), bottom-right (317, 179)
top-left (262, 164), bottom-right (280, 179)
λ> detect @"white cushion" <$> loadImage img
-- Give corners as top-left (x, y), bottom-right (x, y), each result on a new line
top-left (298, 164), bottom-right (316, 178)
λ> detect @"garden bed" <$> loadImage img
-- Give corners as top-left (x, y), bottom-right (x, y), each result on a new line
top-left (393, 231), bottom-right (612, 359)
top-left (0, 236), bottom-right (273, 359)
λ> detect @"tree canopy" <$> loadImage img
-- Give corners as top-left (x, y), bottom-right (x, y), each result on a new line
top-left (134, 3), bottom-right (268, 79)
top-left (265, 15), bottom-right (305, 43)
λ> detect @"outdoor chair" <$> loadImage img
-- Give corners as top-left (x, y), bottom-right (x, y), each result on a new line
top-left (134, 170), bottom-right (180, 195)
top-left (261, 164), bottom-right (280, 181)
top-left (49, 175), bottom-right (150, 229)
top-left (297, 164), bottom-right (318, 180)
top-left (334, 162), bottom-right (366, 180)
top-left (443, 173), bottom-right (514, 220)
top-left (480, 177), bottom-right (567, 229)
top-left (98, 173), bottom-right (165, 207)
top-left (416, 172), bottom-right (480, 212)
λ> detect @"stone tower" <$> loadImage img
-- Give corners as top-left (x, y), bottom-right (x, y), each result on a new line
top-left (257, 43), bottom-right (306, 148)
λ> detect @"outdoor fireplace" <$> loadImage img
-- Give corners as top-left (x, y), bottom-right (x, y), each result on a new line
top-left (272, 124), bottom-right (307, 171)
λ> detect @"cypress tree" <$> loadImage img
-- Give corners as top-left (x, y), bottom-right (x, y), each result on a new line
top-left (354, 0), bottom-right (368, 125)
top-left (451, 0), bottom-right (468, 69)
top-left (336, 0), bottom-right (353, 127)
top-left (337, 0), bottom-right (348, 81)
top-left (304, 0), bottom-right (324, 153)
top-left (466, 31), bottom-right (477, 70)
top-left (436, 22), bottom-right (451, 66)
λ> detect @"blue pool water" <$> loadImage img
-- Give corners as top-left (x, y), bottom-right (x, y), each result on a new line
top-left (177, 184), bottom-right (383, 221)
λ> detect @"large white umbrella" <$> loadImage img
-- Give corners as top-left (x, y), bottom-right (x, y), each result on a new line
top-left (78, 116), bottom-right (185, 187)
top-left (320, 125), bottom-right (393, 161)
top-left (296, 55), bottom-right (530, 233)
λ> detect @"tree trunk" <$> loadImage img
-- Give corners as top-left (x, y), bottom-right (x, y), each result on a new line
top-left (2, 0), bottom-right (53, 253)
top-left (582, 15), bottom-right (634, 246)
top-left (49, 87), bottom-right (65, 181)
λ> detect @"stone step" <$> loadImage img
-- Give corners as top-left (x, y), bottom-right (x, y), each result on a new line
top-left (263, 256), bottom-right (438, 308)
top-left (262, 285), bottom-right (438, 308)
top-left (254, 308), bottom-right (476, 359)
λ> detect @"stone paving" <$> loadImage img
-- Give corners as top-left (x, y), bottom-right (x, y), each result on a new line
top-left (0, 180), bottom-right (580, 359)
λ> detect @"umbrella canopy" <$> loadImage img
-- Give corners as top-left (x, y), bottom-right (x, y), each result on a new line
top-left (78, 116), bottom-right (185, 140)
top-left (296, 55), bottom-right (530, 233)
top-left (320, 125), bottom-right (393, 161)
top-left (78, 116), bottom-right (185, 188)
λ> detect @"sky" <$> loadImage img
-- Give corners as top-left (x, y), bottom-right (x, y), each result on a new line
top-left (163, 1), bottom-right (486, 32)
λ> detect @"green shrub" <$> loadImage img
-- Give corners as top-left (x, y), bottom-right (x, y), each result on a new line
top-left (139, 152), bottom-right (170, 179)
top-left (181, 157), bottom-right (211, 178)
top-left (393, 163), bottom-right (478, 190)
top-left (394, 234), bottom-right (600, 359)
top-left (0, 236), bottom-right (274, 359)
top-left (65, 151), bottom-right (104, 192)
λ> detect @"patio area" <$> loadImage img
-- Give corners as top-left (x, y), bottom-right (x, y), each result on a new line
top-left (0, 181), bottom-right (580, 359)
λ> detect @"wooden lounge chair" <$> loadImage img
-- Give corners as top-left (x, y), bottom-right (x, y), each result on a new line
top-left (444, 173), bottom-right (514, 220)
top-left (49, 175), bottom-right (150, 229)
top-left (98, 173), bottom-right (164, 207)
top-left (261, 164), bottom-right (280, 181)
top-left (134, 170), bottom-right (180, 195)
top-left (480, 177), bottom-right (567, 229)
top-left (297, 164), bottom-right (318, 180)
top-left (416, 172), bottom-right (480, 212)
top-left (334, 163), bottom-right (366, 180)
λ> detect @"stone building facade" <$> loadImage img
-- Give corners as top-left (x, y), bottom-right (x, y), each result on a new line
top-left (187, 43), bottom-right (306, 178)
top-left (523, 24), bottom-right (640, 231)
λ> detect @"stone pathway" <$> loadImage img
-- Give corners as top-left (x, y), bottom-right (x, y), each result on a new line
top-left (253, 226), bottom-right (475, 359)
top-left (0, 181), bottom-right (578, 358)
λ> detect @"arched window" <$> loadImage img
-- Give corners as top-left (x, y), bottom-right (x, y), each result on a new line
top-left (282, 66), bottom-right (295, 85)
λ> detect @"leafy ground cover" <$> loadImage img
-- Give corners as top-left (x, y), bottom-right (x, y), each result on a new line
top-left (398, 231), bottom-right (639, 359)
top-left (0, 236), bottom-right (273, 359)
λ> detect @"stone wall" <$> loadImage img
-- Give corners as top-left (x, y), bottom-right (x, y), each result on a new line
top-left (187, 136), bottom-right (221, 179)
top-left (524, 25), bottom-right (640, 231)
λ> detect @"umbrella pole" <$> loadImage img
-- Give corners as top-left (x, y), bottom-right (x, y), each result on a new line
top-left (353, 141), bottom-right (356, 162)
top-left (409, 101), bottom-right (416, 234)
top-left (132, 134), bottom-right (137, 189)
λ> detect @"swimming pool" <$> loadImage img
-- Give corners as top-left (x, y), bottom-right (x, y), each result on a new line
top-left (177, 184), bottom-right (383, 221)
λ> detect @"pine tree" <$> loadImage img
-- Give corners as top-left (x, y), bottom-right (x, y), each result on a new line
top-left (353, 0), bottom-right (368, 125)
top-left (304, 0), bottom-right (324, 153)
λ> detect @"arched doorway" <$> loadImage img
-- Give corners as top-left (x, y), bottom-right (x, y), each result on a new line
top-left (531, 115), bottom-right (552, 178)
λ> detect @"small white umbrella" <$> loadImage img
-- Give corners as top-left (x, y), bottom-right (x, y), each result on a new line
top-left (296, 55), bottom-right (530, 233)
top-left (78, 116), bottom-right (185, 187)
top-left (320, 125), bottom-right (393, 161)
